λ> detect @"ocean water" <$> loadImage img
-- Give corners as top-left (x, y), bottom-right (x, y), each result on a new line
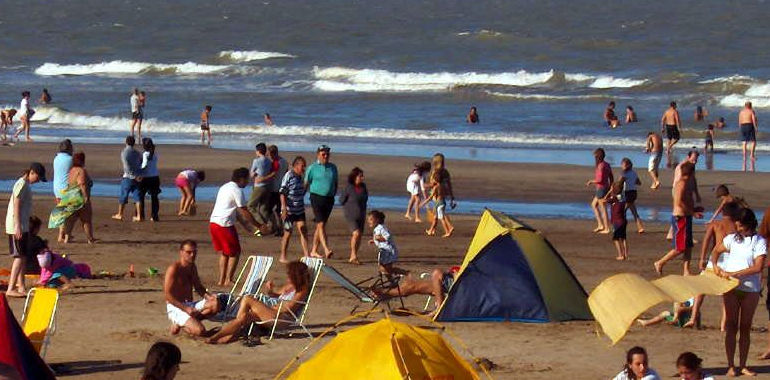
top-left (1, 1), bottom-right (770, 166)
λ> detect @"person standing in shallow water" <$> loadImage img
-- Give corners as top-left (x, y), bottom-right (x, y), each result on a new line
top-left (661, 101), bottom-right (681, 154)
top-left (738, 101), bottom-right (758, 172)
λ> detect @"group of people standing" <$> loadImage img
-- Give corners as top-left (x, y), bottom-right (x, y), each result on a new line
top-left (403, 153), bottom-right (456, 238)
top-left (111, 136), bottom-right (162, 223)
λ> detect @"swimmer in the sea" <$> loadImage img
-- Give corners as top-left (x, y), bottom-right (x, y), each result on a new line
top-left (264, 113), bottom-right (274, 127)
top-left (466, 106), bottom-right (479, 124)
top-left (661, 101), bottom-right (681, 153)
top-left (200, 105), bottom-right (212, 147)
top-left (604, 101), bottom-right (620, 128)
top-left (626, 105), bottom-right (638, 123)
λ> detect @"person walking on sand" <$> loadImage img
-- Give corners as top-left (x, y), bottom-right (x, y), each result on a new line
top-left (50, 151), bottom-right (96, 244)
top-left (305, 145), bottom-right (337, 258)
top-left (645, 131), bottom-right (663, 189)
top-left (112, 136), bottom-right (143, 222)
top-left (209, 168), bottom-right (265, 286)
top-left (129, 88), bottom-right (141, 137)
top-left (619, 158), bottom-right (644, 233)
top-left (164, 240), bottom-right (221, 337)
top-left (604, 181), bottom-right (628, 260)
top-left (654, 162), bottom-right (703, 276)
top-left (423, 153), bottom-right (456, 237)
top-left (279, 156), bottom-right (310, 263)
top-left (712, 208), bottom-right (766, 377)
top-left (666, 149), bottom-right (702, 240)
top-left (586, 148), bottom-right (613, 234)
top-left (267, 145), bottom-right (289, 236)
top-left (739, 101), bottom-right (758, 171)
top-left (5, 162), bottom-right (46, 298)
top-left (404, 161), bottom-right (430, 222)
top-left (0, 109), bottom-right (16, 142)
top-left (247, 143), bottom-right (276, 229)
top-left (12, 91), bottom-right (34, 142)
top-left (200, 105), bottom-right (212, 147)
top-left (339, 167), bottom-right (368, 265)
top-left (661, 101), bottom-right (681, 153)
top-left (52, 139), bottom-right (73, 241)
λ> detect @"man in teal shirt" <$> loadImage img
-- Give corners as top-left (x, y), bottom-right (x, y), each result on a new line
top-left (305, 145), bottom-right (338, 258)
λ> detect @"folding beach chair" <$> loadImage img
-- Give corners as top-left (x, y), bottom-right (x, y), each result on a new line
top-left (251, 257), bottom-right (324, 340)
top-left (21, 288), bottom-right (59, 358)
top-left (321, 265), bottom-right (377, 313)
top-left (216, 255), bottom-right (273, 320)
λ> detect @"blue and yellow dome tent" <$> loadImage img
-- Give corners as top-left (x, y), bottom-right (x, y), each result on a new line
top-left (435, 209), bottom-right (592, 322)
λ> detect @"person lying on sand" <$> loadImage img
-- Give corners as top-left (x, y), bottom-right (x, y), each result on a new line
top-left (164, 240), bottom-right (221, 337)
top-left (206, 261), bottom-right (310, 345)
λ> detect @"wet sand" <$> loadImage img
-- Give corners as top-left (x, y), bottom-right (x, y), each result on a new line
top-left (2, 142), bottom-right (770, 379)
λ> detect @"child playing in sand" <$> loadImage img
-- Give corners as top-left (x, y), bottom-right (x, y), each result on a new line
top-left (367, 210), bottom-right (403, 275)
top-left (200, 105), bottom-right (212, 147)
top-left (604, 181), bottom-right (628, 260)
top-left (26, 217), bottom-right (89, 290)
top-left (404, 161), bottom-right (430, 222)
top-left (705, 124), bottom-right (715, 152)
top-left (637, 298), bottom-right (695, 328)
top-left (420, 171), bottom-right (454, 237)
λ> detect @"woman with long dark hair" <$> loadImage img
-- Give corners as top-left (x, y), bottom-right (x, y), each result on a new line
top-left (712, 208), bottom-right (766, 377)
top-left (612, 346), bottom-right (661, 380)
top-left (139, 138), bottom-right (161, 221)
top-left (141, 341), bottom-right (181, 380)
top-left (339, 167), bottom-right (368, 264)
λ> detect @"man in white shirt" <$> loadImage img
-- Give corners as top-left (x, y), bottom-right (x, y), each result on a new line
top-left (209, 167), bottom-right (265, 286)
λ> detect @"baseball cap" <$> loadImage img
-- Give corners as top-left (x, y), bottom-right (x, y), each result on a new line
top-left (317, 144), bottom-right (331, 152)
top-left (29, 162), bottom-right (47, 182)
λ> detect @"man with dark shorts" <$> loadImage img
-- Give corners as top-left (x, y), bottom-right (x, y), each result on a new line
top-left (739, 101), bottom-right (758, 171)
top-left (305, 145), bottom-right (338, 258)
top-left (660, 101), bottom-right (681, 154)
top-left (129, 88), bottom-right (141, 137)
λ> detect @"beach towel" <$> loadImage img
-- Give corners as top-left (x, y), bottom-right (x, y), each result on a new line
top-left (48, 184), bottom-right (85, 228)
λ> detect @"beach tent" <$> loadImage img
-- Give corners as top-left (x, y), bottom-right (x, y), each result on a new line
top-left (588, 272), bottom-right (738, 344)
top-left (435, 209), bottom-right (592, 322)
top-left (0, 293), bottom-right (56, 380)
top-left (286, 318), bottom-right (479, 380)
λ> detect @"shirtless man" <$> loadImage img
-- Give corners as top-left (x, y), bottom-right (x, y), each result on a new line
top-left (661, 101), bottom-right (681, 153)
top-left (654, 162), bottom-right (702, 276)
top-left (685, 201), bottom-right (743, 329)
top-left (0, 109), bottom-right (16, 142)
top-left (200, 105), bottom-right (212, 147)
top-left (164, 239), bottom-right (220, 336)
top-left (264, 113), bottom-right (274, 127)
top-left (738, 101), bottom-right (758, 171)
top-left (644, 131), bottom-right (663, 189)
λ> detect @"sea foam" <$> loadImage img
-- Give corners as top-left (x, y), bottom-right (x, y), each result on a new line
top-left (217, 50), bottom-right (296, 62)
top-left (35, 61), bottom-right (231, 76)
top-left (719, 81), bottom-right (770, 108)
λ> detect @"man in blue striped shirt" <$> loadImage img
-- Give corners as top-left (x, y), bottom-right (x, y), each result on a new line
top-left (279, 156), bottom-right (309, 263)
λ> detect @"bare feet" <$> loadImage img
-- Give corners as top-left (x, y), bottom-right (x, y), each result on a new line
top-left (223, 281), bottom-right (235, 288)
top-left (653, 261), bottom-right (663, 276)
top-left (425, 229), bottom-right (436, 236)
top-left (325, 250), bottom-right (334, 259)
top-left (414, 218), bottom-right (422, 223)
top-left (636, 319), bottom-right (646, 327)
top-left (5, 290), bottom-right (26, 298)
top-left (278, 258), bottom-right (290, 264)
top-left (741, 367), bottom-right (757, 377)
top-left (132, 216), bottom-right (142, 222)
top-left (111, 214), bottom-right (123, 221)
top-left (310, 252), bottom-right (324, 259)
top-left (599, 229), bottom-right (611, 235)
top-left (637, 228), bottom-right (645, 234)
top-left (615, 256), bottom-right (625, 261)
top-left (348, 258), bottom-right (362, 265)
top-left (592, 226), bottom-right (603, 233)
top-left (169, 324), bottom-right (181, 335)
top-left (403, 214), bottom-right (411, 220)
top-left (442, 228), bottom-right (455, 238)
top-left (726, 367), bottom-right (737, 377)
top-left (757, 352), bottom-right (770, 360)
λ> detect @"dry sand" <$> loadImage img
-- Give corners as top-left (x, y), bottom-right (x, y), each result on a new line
top-left (2, 142), bottom-right (770, 379)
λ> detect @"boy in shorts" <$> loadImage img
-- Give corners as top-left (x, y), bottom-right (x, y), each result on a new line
top-left (654, 162), bottom-right (703, 275)
top-left (200, 105), bottom-right (212, 147)
top-left (279, 156), bottom-right (309, 263)
top-left (164, 240), bottom-right (221, 337)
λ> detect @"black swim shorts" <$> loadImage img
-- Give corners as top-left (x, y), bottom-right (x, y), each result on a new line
top-left (740, 123), bottom-right (756, 142)
top-left (665, 125), bottom-right (680, 140)
top-left (310, 194), bottom-right (334, 223)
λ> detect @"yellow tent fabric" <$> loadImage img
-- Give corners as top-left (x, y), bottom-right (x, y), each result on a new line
top-left (287, 318), bottom-right (479, 380)
top-left (588, 272), bottom-right (738, 344)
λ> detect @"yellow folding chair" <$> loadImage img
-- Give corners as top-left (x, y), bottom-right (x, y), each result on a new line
top-left (21, 288), bottom-right (59, 358)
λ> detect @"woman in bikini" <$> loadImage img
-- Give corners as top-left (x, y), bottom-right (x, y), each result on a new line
top-left (206, 261), bottom-right (310, 344)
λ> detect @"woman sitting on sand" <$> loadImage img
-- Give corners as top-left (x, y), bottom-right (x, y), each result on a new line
top-left (175, 169), bottom-right (205, 216)
top-left (49, 151), bottom-right (96, 244)
top-left (612, 346), bottom-right (661, 380)
top-left (712, 207), bottom-right (766, 377)
top-left (206, 261), bottom-right (310, 344)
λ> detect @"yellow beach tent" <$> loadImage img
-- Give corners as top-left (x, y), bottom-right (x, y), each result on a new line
top-left (286, 318), bottom-right (480, 380)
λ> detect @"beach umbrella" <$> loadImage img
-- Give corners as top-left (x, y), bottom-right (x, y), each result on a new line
top-left (285, 317), bottom-right (480, 380)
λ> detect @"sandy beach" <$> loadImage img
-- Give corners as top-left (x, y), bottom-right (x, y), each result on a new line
top-left (3, 142), bottom-right (770, 379)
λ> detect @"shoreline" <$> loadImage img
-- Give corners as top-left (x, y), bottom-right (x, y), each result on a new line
top-left (3, 142), bottom-right (770, 210)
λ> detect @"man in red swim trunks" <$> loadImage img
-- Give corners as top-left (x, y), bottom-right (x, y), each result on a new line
top-left (209, 167), bottom-right (265, 286)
